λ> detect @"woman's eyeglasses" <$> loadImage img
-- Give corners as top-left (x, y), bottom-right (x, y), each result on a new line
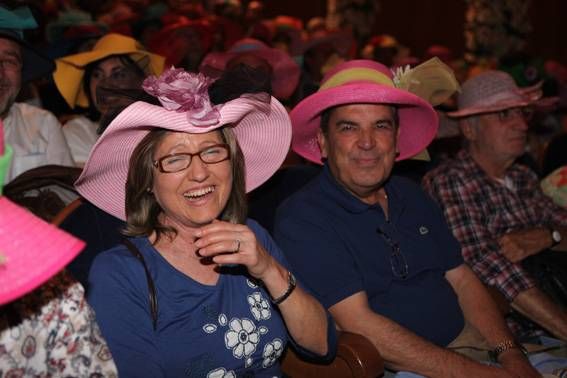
top-left (153, 143), bottom-right (230, 173)
top-left (376, 228), bottom-right (409, 279)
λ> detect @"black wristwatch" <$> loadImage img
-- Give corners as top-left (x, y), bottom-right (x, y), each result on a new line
top-left (270, 271), bottom-right (296, 305)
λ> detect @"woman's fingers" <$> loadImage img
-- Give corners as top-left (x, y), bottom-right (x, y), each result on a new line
top-left (195, 221), bottom-right (271, 277)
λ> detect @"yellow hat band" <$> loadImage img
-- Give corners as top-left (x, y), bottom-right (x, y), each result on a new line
top-left (320, 67), bottom-right (394, 90)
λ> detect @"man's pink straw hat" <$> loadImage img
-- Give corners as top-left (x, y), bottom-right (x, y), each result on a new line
top-left (290, 59), bottom-right (439, 164)
top-left (75, 68), bottom-right (292, 221)
top-left (448, 70), bottom-right (559, 118)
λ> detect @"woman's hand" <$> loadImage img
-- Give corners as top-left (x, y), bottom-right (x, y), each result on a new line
top-left (194, 220), bottom-right (275, 280)
top-left (195, 220), bottom-right (332, 357)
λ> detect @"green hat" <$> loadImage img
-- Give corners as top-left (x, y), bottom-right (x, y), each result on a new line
top-left (0, 5), bottom-right (55, 82)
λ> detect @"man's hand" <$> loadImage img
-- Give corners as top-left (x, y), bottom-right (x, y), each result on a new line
top-left (499, 348), bottom-right (541, 378)
top-left (498, 228), bottom-right (551, 263)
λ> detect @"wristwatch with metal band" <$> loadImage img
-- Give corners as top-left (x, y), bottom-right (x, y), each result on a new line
top-left (488, 340), bottom-right (528, 363)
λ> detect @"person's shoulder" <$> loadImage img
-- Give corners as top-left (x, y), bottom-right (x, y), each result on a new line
top-left (13, 102), bottom-right (59, 119)
top-left (91, 240), bottom-right (139, 270)
top-left (390, 175), bottom-right (436, 203)
top-left (246, 218), bottom-right (268, 236)
top-left (390, 174), bottom-right (422, 190)
top-left (423, 157), bottom-right (468, 188)
top-left (63, 115), bottom-right (97, 129)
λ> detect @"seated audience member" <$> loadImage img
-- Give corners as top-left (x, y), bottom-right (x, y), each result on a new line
top-left (200, 38), bottom-right (300, 102)
top-left (274, 60), bottom-right (539, 377)
top-left (75, 66), bottom-right (336, 376)
top-left (0, 5), bottom-right (74, 182)
top-left (0, 122), bottom-right (116, 376)
top-left (423, 71), bottom-right (567, 340)
top-left (53, 33), bottom-right (165, 166)
top-left (148, 17), bottom-right (213, 73)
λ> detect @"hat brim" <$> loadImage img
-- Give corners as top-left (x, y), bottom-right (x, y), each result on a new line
top-left (53, 42), bottom-right (165, 108)
top-left (290, 82), bottom-right (438, 164)
top-left (200, 49), bottom-right (300, 100)
top-left (0, 31), bottom-right (55, 82)
top-left (448, 80), bottom-right (560, 118)
top-left (0, 197), bottom-right (85, 305)
top-left (75, 96), bottom-right (292, 221)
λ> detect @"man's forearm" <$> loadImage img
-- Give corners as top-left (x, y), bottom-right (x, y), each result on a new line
top-left (446, 265), bottom-right (540, 377)
top-left (330, 301), bottom-right (505, 377)
top-left (447, 265), bottom-right (514, 346)
top-left (512, 286), bottom-right (567, 341)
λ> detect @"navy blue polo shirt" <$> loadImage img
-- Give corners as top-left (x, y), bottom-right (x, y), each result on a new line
top-left (274, 164), bottom-right (465, 346)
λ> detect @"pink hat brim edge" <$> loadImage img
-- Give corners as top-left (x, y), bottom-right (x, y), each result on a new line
top-left (0, 197), bottom-right (85, 305)
top-left (446, 96), bottom-right (560, 118)
top-left (290, 83), bottom-right (439, 164)
top-left (75, 96), bottom-right (292, 221)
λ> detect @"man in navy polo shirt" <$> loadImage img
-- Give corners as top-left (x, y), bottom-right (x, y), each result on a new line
top-left (274, 60), bottom-right (539, 377)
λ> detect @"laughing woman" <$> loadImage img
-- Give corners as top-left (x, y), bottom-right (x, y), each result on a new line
top-left (75, 66), bottom-right (336, 377)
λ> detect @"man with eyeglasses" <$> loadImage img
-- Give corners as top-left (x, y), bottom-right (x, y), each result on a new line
top-left (275, 60), bottom-right (540, 377)
top-left (0, 5), bottom-right (74, 182)
top-left (423, 70), bottom-right (567, 342)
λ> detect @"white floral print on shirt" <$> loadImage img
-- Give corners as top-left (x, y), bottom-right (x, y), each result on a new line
top-left (262, 338), bottom-right (284, 368)
top-left (225, 318), bottom-right (260, 359)
top-left (207, 367), bottom-right (236, 378)
top-left (248, 292), bottom-right (271, 321)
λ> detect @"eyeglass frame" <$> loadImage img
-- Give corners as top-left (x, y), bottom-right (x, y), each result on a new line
top-left (152, 143), bottom-right (231, 173)
top-left (484, 106), bottom-right (534, 123)
top-left (376, 228), bottom-right (409, 279)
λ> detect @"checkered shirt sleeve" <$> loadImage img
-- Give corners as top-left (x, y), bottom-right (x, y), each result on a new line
top-left (423, 166), bottom-right (536, 301)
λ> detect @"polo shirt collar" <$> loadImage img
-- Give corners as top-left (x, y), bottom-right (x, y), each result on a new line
top-left (319, 163), bottom-right (406, 222)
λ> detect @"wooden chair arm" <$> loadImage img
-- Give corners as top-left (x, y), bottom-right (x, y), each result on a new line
top-left (51, 198), bottom-right (83, 226)
top-left (337, 331), bottom-right (384, 377)
top-left (281, 331), bottom-right (383, 378)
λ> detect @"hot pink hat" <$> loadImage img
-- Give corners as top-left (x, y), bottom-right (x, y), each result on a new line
top-left (447, 70), bottom-right (559, 118)
top-left (200, 38), bottom-right (300, 100)
top-left (75, 67), bottom-right (292, 221)
top-left (290, 59), bottom-right (438, 164)
top-left (0, 121), bottom-right (85, 306)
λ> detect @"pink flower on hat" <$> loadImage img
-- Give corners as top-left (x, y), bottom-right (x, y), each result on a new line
top-left (143, 67), bottom-right (220, 126)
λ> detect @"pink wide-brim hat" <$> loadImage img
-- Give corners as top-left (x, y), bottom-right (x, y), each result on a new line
top-left (290, 59), bottom-right (438, 164)
top-left (447, 70), bottom-right (559, 118)
top-left (0, 126), bottom-right (84, 305)
top-left (200, 38), bottom-right (300, 100)
top-left (75, 96), bottom-right (292, 221)
top-left (0, 197), bottom-right (85, 305)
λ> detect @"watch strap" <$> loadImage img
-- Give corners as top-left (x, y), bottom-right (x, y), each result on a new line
top-left (488, 340), bottom-right (527, 363)
top-left (271, 270), bottom-right (296, 305)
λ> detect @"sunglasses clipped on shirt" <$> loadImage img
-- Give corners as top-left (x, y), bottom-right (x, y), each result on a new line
top-left (376, 227), bottom-right (409, 279)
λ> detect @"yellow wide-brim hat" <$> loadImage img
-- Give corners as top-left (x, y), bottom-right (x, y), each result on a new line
top-left (53, 33), bottom-right (166, 109)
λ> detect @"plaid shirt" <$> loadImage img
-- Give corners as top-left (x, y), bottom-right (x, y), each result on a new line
top-left (422, 149), bottom-right (567, 301)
